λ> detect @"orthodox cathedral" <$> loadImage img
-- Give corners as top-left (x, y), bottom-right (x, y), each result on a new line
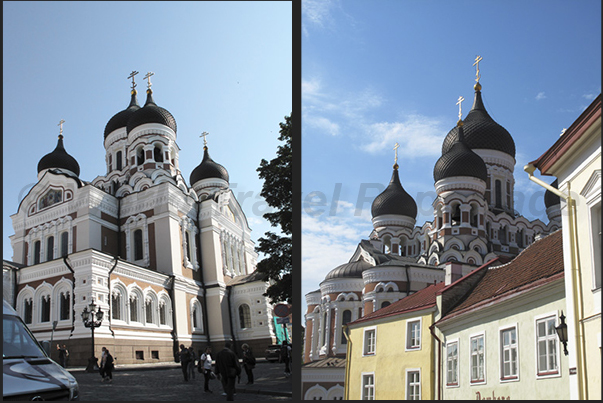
top-left (3, 72), bottom-right (279, 365)
top-left (302, 64), bottom-right (561, 399)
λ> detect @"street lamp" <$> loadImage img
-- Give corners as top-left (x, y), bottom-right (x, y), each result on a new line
top-left (81, 298), bottom-right (104, 372)
top-left (555, 310), bottom-right (569, 356)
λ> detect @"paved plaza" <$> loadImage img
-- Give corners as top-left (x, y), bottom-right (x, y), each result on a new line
top-left (69, 359), bottom-right (292, 401)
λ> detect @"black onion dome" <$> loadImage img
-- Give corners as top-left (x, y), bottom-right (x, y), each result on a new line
top-left (371, 168), bottom-right (417, 219)
top-left (190, 147), bottom-right (229, 185)
top-left (104, 91), bottom-right (141, 138)
top-left (324, 260), bottom-right (372, 281)
top-left (434, 124), bottom-right (488, 182)
top-left (441, 89), bottom-right (515, 158)
top-left (126, 90), bottom-right (177, 134)
top-left (37, 136), bottom-right (80, 176)
top-left (544, 179), bottom-right (561, 208)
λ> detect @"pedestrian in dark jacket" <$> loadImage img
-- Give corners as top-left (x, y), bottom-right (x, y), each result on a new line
top-left (280, 340), bottom-right (291, 377)
top-left (216, 342), bottom-right (241, 401)
top-left (99, 347), bottom-right (114, 383)
top-left (179, 344), bottom-right (192, 381)
top-left (241, 343), bottom-right (255, 385)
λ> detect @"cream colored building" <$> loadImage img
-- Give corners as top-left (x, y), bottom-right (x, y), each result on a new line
top-left (435, 230), bottom-right (569, 400)
top-left (528, 94), bottom-right (601, 400)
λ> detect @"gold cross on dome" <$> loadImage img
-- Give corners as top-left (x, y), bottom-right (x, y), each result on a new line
top-left (200, 131), bottom-right (209, 147)
top-left (128, 70), bottom-right (139, 90)
top-left (393, 142), bottom-right (400, 165)
top-left (456, 96), bottom-right (465, 120)
top-left (473, 55), bottom-right (483, 82)
top-left (58, 119), bottom-right (65, 137)
top-left (143, 71), bottom-right (154, 89)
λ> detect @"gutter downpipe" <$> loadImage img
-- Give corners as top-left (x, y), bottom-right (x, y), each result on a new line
top-left (524, 163), bottom-right (587, 399)
top-left (196, 200), bottom-right (211, 348)
top-left (106, 257), bottom-right (118, 339)
top-left (429, 323), bottom-right (443, 400)
top-left (342, 324), bottom-right (352, 400)
top-left (62, 256), bottom-right (76, 338)
top-left (168, 275), bottom-right (180, 361)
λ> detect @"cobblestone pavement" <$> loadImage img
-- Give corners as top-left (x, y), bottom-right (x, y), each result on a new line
top-left (70, 360), bottom-right (292, 401)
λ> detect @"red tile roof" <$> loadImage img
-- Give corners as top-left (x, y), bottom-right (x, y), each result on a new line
top-left (440, 229), bottom-right (564, 322)
top-left (348, 281), bottom-right (446, 326)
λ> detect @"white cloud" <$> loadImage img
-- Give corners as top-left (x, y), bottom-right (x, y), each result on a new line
top-left (535, 92), bottom-right (547, 101)
top-left (360, 116), bottom-right (446, 158)
top-left (302, 0), bottom-right (339, 36)
top-left (306, 116), bottom-right (340, 136)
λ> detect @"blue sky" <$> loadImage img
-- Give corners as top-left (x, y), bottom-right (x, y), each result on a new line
top-left (3, 2), bottom-right (292, 261)
top-left (301, 0), bottom-right (601, 315)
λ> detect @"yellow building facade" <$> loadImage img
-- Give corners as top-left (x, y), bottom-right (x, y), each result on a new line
top-left (345, 283), bottom-right (444, 400)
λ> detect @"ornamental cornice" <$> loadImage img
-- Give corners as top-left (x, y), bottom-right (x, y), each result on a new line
top-left (127, 124), bottom-right (176, 144)
top-left (113, 264), bottom-right (171, 288)
top-left (17, 263), bottom-right (71, 283)
top-left (363, 267), bottom-right (407, 284)
top-left (319, 279), bottom-right (364, 295)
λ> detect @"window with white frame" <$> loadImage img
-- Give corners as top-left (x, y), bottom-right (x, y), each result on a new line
top-left (406, 370), bottom-right (421, 400)
top-left (406, 319), bottom-right (421, 350)
top-left (59, 290), bottom-right (70, 321)
top-left (470, 334), bottom-right (485, 383)
top-left (23, 297), bottom-right (33, 324)
top-left (239, 304), bottom-right (251, 329)
top-left (111, 291), bottom-right (123, 320)
top-left (536, 316), bottom-right (559, 376)
top-left (363, 327), bottom-right (376, 356)
top-left (361, 373), bottom-right (375, 400)
top-left (590, 201), bottom-right (601, 290)
top-left (341, 310), bottom-right (352, 345)
top-left (500, 326), bottom-right (518, 380)
top-left (191, 299), bottom-right (203, 332)
top-left (446, 341), bottom-right (458, 386)
top-left (40, 294), bottom-right (51, 323)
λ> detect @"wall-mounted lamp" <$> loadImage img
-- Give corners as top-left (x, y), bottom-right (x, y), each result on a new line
top-left (555, 310), bottom-right (569, 356)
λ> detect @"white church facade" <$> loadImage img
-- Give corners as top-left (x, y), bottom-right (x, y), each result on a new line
top-left (4, 72), bottom-right (278, 366)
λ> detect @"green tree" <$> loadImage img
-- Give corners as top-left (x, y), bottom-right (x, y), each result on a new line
top-left (255, 114), bottom-right (292, 303)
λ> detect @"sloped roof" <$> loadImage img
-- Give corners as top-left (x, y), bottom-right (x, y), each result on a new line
top-left (227, 270), bottom-right (267, 286)
top-left (348, 281), bottom-right (446, 326)
top-left (440, 229), bottom-right (564, 322)
top-left (302, 357), bottom-right (346, 368)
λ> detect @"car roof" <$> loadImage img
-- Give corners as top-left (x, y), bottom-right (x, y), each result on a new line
top-left (3, 299), bottom-right (19, 316)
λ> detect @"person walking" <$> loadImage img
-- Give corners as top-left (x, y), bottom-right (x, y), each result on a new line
top-left (280, 340), bottom-right (291, 377)
top-left (179, 344), bottom-right (192, 381)
top-left (200, 347), bottom-right (214, 393)
top-left (99, 347), bottom-right (114, 383)
top-left (215, 342), bottom-right (241, 401)
top-left (187, 345), bottom-right (196, 381)
top-left (62, 344), bottom-right (70, 368)
top-left (57, 344), bottom-right (67, 368)
top-left (241, 344), bottom-right (255, 385)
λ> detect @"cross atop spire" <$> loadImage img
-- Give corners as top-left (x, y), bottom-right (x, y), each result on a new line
top-left (58, 119), bottom-right (65, 139)
top-left (393, 142), bottom-right (400, 169)
top-left (473, 55), bottom-right (483, 83)
top-left (456, 96), bottom-right (465, 124)
top-left (200, 131), bottom-right (209, 149)
top-left (128, 70), bottom-right (139, 92)
top-left (144, 71), bottom-right (154, 90)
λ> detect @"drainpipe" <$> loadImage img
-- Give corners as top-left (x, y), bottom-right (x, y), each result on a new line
top-left (342, 324), bottom-right (352, 400)
top-left (524, 163), bottom-right (587, 399)
top-left (226, 285), bottom-right (238, 356)
top-left (196, 200), bottom-right (211, 348)
top-left (168, 275), bottom-right (180, 362)
top-left (106, 257), bottom-right (118, 339)
top-left (429, 323), bottom-right (443, 400)
top-left (62, 256), bottom-right (76, 338)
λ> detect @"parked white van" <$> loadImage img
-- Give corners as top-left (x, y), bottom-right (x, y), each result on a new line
top-left (3, 299), bottom-right (79, 400)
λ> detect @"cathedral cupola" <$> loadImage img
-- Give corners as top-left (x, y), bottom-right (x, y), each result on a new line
top-left (104, 86), bottom-right (140, 139)
top-left (37, 120), bottom-right (80, 179)
top-left (544, 179), bottom-right (561, 223)
top-left (126, 73), bottom-right (177, 135)
top-left (190, 132), bottom-right (229, 196)
top-left (441, 82), bottom-right (515, 159)
top-left (371, 144), bottom-right (417, 231)
top-left (434, 120), bottom-right (488, 189)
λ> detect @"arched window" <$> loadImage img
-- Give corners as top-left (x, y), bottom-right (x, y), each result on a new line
top-left (185, 232), bottom-right (191, 261)
top-left (116, 151), bottom-right (123, 170)
top-left (159, 301), bottom-right (167, 325)
top-left (341, 310), bottom-right (352, 345)
top-left (192, 305), bottom-right (198, 328)
top-left (60, 232), bottom-right (69, 257)
top-left (112, 292), bottom-right (122, 320)
top-left (40, 295), bottom-right (51, 322)
top-left (499, 225), bottom-right (507, 244)
top-left (59, 291), bottom-right (70, 321)
top-left (130, 294), bottom-right (139, 322)
top-left (470, 204), bottom-right (479, 227)
top-left (146, 299), bottom-right (153, 324)
top-left (136, 147), bottom-right (144, 166)
top-left (239, 304), bottom-right (251, 329)
top-left (24, 298), bottom-right (33, 324)
top-left (33, 240), bottom-right (41, 265)
top-left (134, 229), bottom-right (143, 261)
top-left (46, 236), bottom-right (54, 261)
top-left (451, 204), bottom-right (461, 226)
top-left (495, 180), bottom-right (502, 209)
top-left (154, 145), bottom-right (163, 162)
top-left (381, 301), bottom-right (391, 309)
